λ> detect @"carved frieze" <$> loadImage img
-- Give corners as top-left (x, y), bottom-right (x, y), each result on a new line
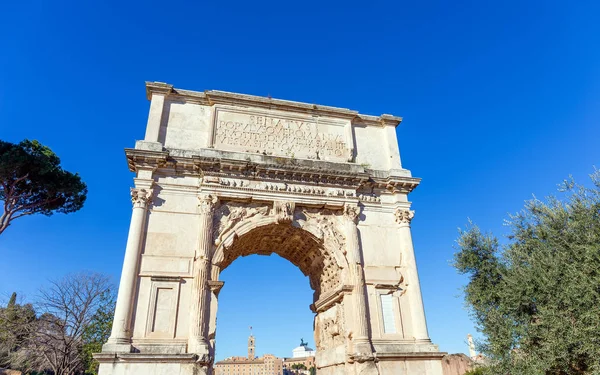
top-left (125, 148), bottom-right (422, 196)
top-left (263, 182), bottom-right (326, 195)
top-left (358, 194), bottom-right (381, 203)
top-left (202, 175), bottom-right (361, 199)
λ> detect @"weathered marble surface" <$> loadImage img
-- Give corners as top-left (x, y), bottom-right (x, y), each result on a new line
top-left (95, 82), bottom-right (444, 375)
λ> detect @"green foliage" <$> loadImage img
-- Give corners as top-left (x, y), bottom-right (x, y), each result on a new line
top-left (0, 275), bottom-right (114, 374)
top-left (464, 368), bottom-right (485, 375)
top-left (81, 290), bottom-right (115, 375)
top-left (0, 139), bottom-right (87, 235)
top-left (0, 293), bottom-right (37, 371)
top-left (454, 170), bottom-right (600, 375)
top-left (291, 363), bottom-right (307, 370)
top-left (309, 366), bottom-right (316, 375)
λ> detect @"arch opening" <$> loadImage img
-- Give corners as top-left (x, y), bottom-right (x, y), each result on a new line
top-left (214, 223), bottom-right (343, 302)
top-left (214, 253), bottom-right (317, 368)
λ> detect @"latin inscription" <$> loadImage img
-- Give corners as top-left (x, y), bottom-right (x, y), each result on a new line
top-left (213, 110), bottom-right (349, 161)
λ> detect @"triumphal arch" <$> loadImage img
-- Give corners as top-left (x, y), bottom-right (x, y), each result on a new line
top-left (95, 82), bottom-right (444, 374)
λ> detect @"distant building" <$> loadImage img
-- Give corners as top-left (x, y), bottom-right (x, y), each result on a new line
top-left (283, 340), bottom-right (316, 375)
top-left (214, 333), bottom-right (283, 375)
top-left (467, 333), bottom-right (486, 363)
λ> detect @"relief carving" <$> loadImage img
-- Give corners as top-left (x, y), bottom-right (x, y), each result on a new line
top-left (213, 203), bottom-right (269, 246)
top-left (297, 209), bottom-right (347, 295)
top-left (211, 202), bottom-right (349, 301)
top-left (263, 183), bottom-right (326, 196)
top-left (301, 209), bottom-right (346, 255)
top-left (358, 194), bottom-right (381, 203)
top-left (273, 201), bottom-right (295, 224)
top-left (315, 303), bottom-right (345, 351)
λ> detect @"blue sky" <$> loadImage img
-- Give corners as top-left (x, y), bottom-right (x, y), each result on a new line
top-left (1, 0), bottom-right (599, 361)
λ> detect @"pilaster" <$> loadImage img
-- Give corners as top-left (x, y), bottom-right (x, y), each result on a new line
top-left (343, 203), bottom-right (373, 358)
top-left (394, 208), bottom-right (430, 342)
top-left (144, 82), bottom-right (172, 143)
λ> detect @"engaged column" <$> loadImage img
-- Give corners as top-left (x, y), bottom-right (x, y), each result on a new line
top-left (104, 186), bottom-right (153, 352)
top-left (188, 194), bottom-right (218, 356)
top-left (343, 203), bottom-right (373, 356)
top-left (395, 208), bottom-right (430, 342)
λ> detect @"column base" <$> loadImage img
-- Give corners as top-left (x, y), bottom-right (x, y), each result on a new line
top-left (101, 341), bottom-right (133, 353)
top-left (95, 353), bottom-right (207, 375)
top-left (102, 336), bottom-right (133, 353)
top-left (353, 340), bottom-right (374, 359)
top-left (188, 338), bottom-right (210, 357)
top-left (376, 352), bottom-right (445, 375)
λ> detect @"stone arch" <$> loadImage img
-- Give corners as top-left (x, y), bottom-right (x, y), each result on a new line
top-left (210, 201), bottom-right (349, 301)
top-left (98, 83), bottom-right (445, 375)
top-left (205, 201), bottom-right (357, 374)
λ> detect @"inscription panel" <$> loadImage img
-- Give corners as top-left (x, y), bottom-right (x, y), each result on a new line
top-left (212, 107), bottom-right (350, 162)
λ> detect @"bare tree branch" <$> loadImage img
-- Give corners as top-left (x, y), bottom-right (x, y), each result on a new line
top-left (25, 273), bottom-right (113, 375)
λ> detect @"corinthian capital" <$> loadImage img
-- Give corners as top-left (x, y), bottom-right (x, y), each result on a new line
top-left (394, 208), bottom-right (414, 225)
top-left (343, 203), bottom-right (360, 224)
top-left (273, 201), bottom-right (295, 224)
top-left (198, 195), bottom-right (218, 215)
top-left (131, 188), bottom-right (153, 208)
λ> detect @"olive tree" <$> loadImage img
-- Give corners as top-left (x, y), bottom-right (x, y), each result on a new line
top-left (454, 170), bottom-right (600, 374)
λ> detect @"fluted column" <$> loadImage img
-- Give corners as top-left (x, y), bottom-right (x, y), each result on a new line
top-left (343, 203), bottom-right (372, 355)
top-left (189, 194), bottom-right (218, 355)
top-left (395, 208), bottom-right (430, 341)
top-left (104, 187), bottom-right (152, 351)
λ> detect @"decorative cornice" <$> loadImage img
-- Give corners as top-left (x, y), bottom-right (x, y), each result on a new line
top-left (145, 81), bottom-right (173, 100)
top-left (125, 149), bottom-right (168, 172)
top-left (380, 114), bottom-right (403, 127)
top-left (125, 148), bottom-right (421, 194)
top-left (144, 82), bottom-right (402, 127)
